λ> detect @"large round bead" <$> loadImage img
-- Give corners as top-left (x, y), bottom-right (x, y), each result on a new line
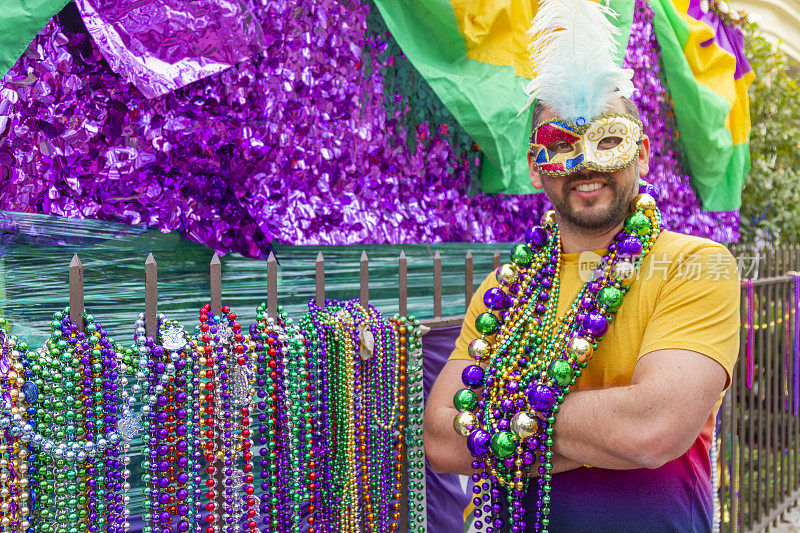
top-left (527, 383), bottom-right (557, 412)
top-left (453, 388), bottom-right (478, 412)
top-left (631, 193), bottom-right (657, 213)
top-left (624, 212), bottom-right (652, 238)
top-left (461, 365), bottom-right (485, 388)
top-left (496, 264), bottom-right (518, 285)
top-left (617, 235), bottom-right (643, 257)
top-left (596, 286), bottom-right (623, 312)
top-left (21, 382), bottom-right (38, 403)
top-left (637, 180), bottom-right (659, 200)
top-left (541, 210), bottom-right (557, 229)
top-left (581, 312), bottom-right (609, 337)
top-left (467, 429), bottom-right (492, 457)
top-left (453, 412), bottom-right (477, 437)
top-left (566, 337), bottom-right (593, 363)
top-left (510, 243), bottom-right (533, 266)
top-left (525, 225), bottom-right (548, 247)
top-left (483, 287), bottom-right (509, 311)
top-left (475, 312), bottom-right (500, 335)
top-left (614, 261), bottom-right (637, 287)
top-left (468, 338), bottom-right (490, 360)
top-left (547, 359), bottom-right (574, 387)
top-left (490, 431), bottom-right (516, 458)
top-left (511, 411), bottom-right (539, 439)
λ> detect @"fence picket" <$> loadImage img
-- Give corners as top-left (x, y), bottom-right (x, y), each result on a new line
top-left (434, 251), bottom-right (442, 319)
top-left (69, 253), bottom-right (84, 331)
top-left (145, 253), bottom-right (158, 339)
top-left (210, 254), bottom-right (222, 316)
top-left (316, 251), bottom-right (325, 305)
top-left (360, 251), bottom-right (369, 307)
top-left (399, 251), bottom-right (407, 317)
top-left (267, 252), bottom-right (277, 320)
top-left (465, 250), bottom-right (474, 313)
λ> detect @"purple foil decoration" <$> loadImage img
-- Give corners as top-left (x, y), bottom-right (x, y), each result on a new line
top-left (0, 0), bottom-right (738, 259)
top-left (74, 0), bottom-right (266, 99)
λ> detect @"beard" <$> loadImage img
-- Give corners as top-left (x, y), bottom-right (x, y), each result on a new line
top-left (547, 169), bottom-right (637, 233)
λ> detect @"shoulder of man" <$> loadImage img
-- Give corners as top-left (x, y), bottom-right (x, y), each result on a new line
top-left (647, 230), bottom-right (737, 276)
top-left (651, 230), bottom-right (732, 257)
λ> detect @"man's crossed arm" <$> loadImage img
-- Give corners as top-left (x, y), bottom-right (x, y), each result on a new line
top-left (423, 348), bottom-right (727, 475)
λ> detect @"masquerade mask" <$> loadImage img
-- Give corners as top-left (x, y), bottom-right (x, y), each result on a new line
top-left (529, 112), bottom-right (643, 178)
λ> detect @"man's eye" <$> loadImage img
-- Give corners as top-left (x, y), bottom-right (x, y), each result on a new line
top-left (546, 141), bottom-right (573, 153)
top-left (597, 136), bottom-right (622, 149)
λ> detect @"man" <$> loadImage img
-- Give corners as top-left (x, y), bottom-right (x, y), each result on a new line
top-left (423, 2), bottom-right (739, 531)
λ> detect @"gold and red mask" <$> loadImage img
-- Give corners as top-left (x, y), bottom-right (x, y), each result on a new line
top-left (529, 112), bottom-right (643, 178)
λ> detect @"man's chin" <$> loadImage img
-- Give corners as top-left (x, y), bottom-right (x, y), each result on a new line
top-left (561, 205), bottom-right (623, 231)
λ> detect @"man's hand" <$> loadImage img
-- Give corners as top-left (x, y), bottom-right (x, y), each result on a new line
top-left (552, 348), bottom-right (727, 469)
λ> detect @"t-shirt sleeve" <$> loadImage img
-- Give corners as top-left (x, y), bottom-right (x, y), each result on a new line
top-left (637, 244), bottom-right (741, 388)
top-left (449, 272), bottom-right (499, 361)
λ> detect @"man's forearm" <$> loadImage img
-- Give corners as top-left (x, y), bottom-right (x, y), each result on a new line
top-left (424, 405), bottom-right (479, 475)
top-left (551, 350), bottom-right (726, 470)
top-left (552, 385), bottom-right (658, 469)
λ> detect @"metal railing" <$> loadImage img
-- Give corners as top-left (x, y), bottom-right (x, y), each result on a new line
top-left (718, 245), bottom-right (800, 532)
top-left (60, 242), bottom-right (800, 532)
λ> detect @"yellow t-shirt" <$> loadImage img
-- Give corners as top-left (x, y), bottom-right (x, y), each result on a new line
top-left (450, 230), bottom-right (741, 393)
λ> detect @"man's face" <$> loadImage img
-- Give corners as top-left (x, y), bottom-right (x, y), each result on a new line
top-left (527, 98), bottom-right (650, 233)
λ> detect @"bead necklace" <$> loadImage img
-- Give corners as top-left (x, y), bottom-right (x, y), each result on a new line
top-left (301, 299), bottom-right (407, 533)
top-left (306, 301), bottom-right (331, 531)
top-left (286, 314), bottom-right (314, 533)
top-left (23, 308), bottom-right (125, 533)
top-left (393, 315), bottom-right (427, 533)
top-left (251, 306), bottom-right (282, 532)
top-left (0, 321), bottom-right (33, 533)
top-left (321, 305), bottom-right (359, 532)
top-left (131, 314), bottom-right (196, 533)
top-left (196, 305), bottom-right (256, 533)
top-left (454, 190), bottom-right (662, 532)
top-left (363, 303), bottom-right (404, 531)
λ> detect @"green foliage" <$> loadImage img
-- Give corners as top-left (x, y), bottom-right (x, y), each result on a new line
top-left (739, 24), bottom-right (800, 245)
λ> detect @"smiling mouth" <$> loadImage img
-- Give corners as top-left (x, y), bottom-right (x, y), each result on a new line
top-left (574, 182), bottom-right (604, 192)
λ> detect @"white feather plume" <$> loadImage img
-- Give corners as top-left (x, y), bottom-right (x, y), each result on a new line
top-left (520, 0), bottom-right (634, 123)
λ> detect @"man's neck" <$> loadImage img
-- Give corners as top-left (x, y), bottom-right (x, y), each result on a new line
top-left (559, 221), bottom-right (625, 254)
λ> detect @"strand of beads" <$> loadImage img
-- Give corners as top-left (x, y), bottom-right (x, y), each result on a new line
top-left (363, 303), bottom-right (404, 532)
top-left (135, 316), bottom-right (197, 533)
top-left (117, 315), bottom-right (149, 533)
top-left (394, 316), bottom-right (428, 533)
top-left (0, 322), bottom-right (33, 533)
top-left (285, 312), bottom-right (314, 533)
top-left (455, 189), bottom-right (662, 533)
top-left (18, 308), bottom-right (126, 533)
top-left (195, 305), bottom-right (256, 533)
top-left (92, 318), bottom-right (124, 533)
top-left (306, 301), bottom-right (331, 532)
top-left (251, 306), bottom-right (282, 531)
